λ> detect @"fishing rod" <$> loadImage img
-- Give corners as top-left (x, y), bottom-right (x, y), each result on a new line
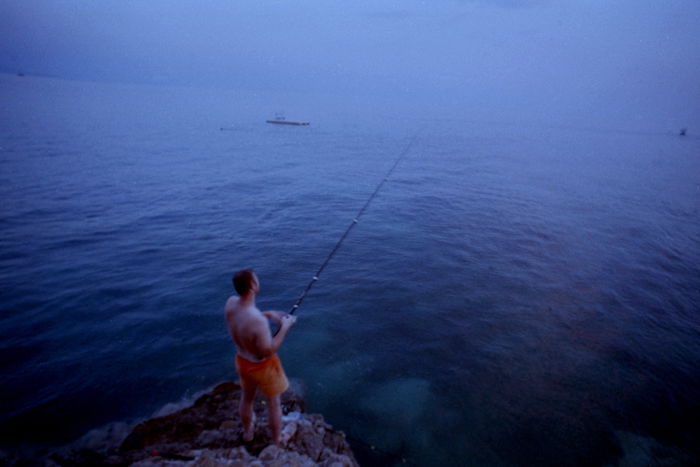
top-left (287, 134), bottom-right (418, 316)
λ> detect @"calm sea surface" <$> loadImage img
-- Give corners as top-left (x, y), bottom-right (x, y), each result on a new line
top-left (1, 74), bottom-right (699, 466)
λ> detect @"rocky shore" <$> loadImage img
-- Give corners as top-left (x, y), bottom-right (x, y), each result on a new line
top-left (50, 382), bottom-right (358, 466)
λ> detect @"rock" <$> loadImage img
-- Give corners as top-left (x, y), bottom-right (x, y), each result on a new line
top-left (283, 411), bottom-right (303, 422)
top-left (291, 418), bottom-right (325, 461)
top-left (219, 420), bottom-right (237, 431)
top-left (51, 381), bottom-right (358, 466)
top-left (259, 445), bottom-right (316, 467)
top-left (279, 420), bottom-right (298, 444)
top-left (197, 429), bottom-right (224, 446)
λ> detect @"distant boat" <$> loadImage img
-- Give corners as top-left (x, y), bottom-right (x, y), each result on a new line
top-left (267, 119), bottom-right (310, 126)
top-left (266, 113), bottom-right (309, 126)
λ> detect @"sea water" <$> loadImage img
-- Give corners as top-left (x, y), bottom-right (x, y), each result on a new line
top-left (1, 74), bottom-right (699, 465)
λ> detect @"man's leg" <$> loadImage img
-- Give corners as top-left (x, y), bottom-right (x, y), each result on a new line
top-left (265, 394), bottom-right (282, 444)
top-left (239, 384), bottom-right (257, 441)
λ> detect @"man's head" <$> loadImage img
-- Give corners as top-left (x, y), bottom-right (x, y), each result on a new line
top-left (233, 269), bottom-right (259, 296)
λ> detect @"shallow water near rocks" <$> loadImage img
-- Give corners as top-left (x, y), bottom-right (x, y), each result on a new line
top-left (1, 74), bottom-right (699, 466)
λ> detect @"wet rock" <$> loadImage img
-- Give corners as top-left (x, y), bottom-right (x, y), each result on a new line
top-left (51, 381), bottom-right (357, 466)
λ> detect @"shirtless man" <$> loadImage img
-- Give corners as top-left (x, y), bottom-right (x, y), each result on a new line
top-left (224, 269), bottom-right (297, 444)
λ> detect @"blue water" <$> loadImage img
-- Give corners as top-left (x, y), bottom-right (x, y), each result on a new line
top-left (1, 74), bottom-right (699, 466)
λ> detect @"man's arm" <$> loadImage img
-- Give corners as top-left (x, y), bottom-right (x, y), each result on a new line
top-left (262, 310), bottom-right (285, 325)
top-left (254, 314), bottom-right (296, 358)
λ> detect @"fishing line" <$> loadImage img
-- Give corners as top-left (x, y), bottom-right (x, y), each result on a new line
top-left (276, 135), bottom-right (420, 464)
top-left (287, 134), bottom-right (418, 315)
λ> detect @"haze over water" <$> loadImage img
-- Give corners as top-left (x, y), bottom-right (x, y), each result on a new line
top-left (1, 1), bottom-right (700, 465)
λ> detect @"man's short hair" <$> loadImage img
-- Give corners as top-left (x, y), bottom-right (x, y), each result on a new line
top-left (233, 269), bottom-right (256, 295)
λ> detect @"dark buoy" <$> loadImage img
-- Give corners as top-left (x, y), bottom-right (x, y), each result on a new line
top-left (679, 128), bottom-right (687, 136)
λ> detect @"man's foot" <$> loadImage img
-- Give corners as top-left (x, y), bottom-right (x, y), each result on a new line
top-left (243, 412), bottom-right (256, 442)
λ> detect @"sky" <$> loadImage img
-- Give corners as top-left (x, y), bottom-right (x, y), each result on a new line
top-left (1, 0), bottom-right (699, 126)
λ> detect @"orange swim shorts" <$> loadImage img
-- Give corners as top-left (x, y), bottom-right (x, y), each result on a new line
top-left (235, 353), bottom-right (289, 397)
